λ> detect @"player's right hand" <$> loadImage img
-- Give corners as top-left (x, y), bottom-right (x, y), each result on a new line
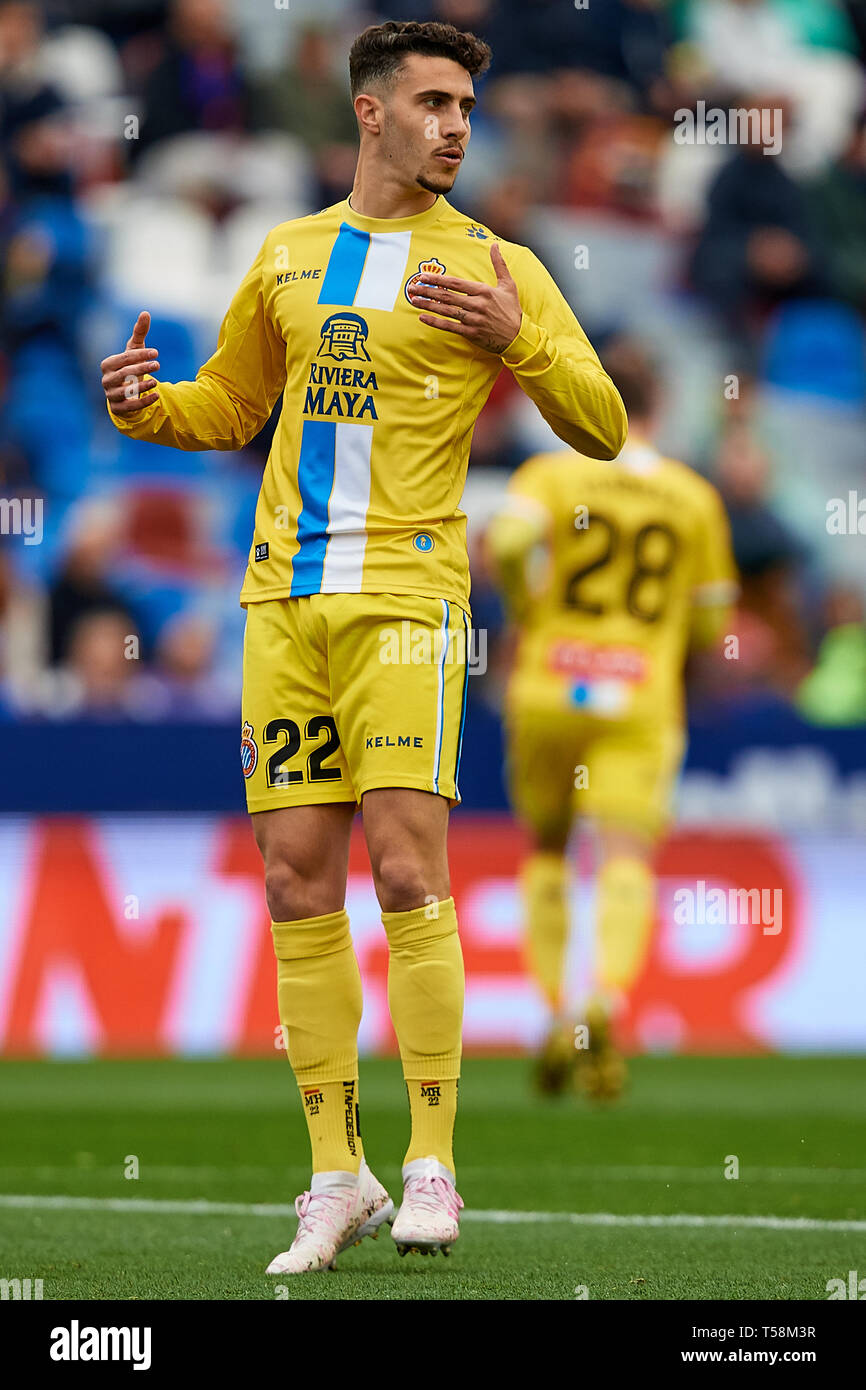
top-left (100, 311), bottom-right (160, 415)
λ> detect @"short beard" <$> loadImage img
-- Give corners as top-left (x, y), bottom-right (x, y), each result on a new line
top-left (416, 170), bottom-right (456, 195)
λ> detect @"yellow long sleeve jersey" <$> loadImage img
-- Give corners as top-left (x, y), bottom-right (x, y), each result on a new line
top-left (108, 196), bottom-right (626, 611)
top-left (486, 439), bottom-right (739, 725)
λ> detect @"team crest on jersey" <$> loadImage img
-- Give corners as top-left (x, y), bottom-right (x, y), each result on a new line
top-left (317, 312), bottom-right (371, 362)
top-left (413, 532), bottom-right (435, 552)
top-left (405, 258), bottom-right (446, 304)
top-left (240, 721), bottom-right (258, 778)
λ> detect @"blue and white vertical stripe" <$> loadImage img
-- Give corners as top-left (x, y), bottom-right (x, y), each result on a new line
top-left (291, 223), bottom-right (413, 593)
top-left (291, 419), bottom-right (375, 594)
top-left (318, 223), bottom-right (412, 312)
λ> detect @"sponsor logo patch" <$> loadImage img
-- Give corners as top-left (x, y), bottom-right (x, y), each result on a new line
top-left (317, 312), bottom-right (371, 362)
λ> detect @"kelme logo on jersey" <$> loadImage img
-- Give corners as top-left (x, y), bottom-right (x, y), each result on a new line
top-left (240, 721), bottom-right (258, 778)
top-left (465, 223), bottom-right (489, 239)
top-left (413, 532), bottom-right (435, 552)
top-left (317, 311), bottom-right (371, 362)
top-left (404, 258), bottom-right (446, 304)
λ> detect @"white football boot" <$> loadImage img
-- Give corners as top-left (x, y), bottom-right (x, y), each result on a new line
top-left (391, 1156), bottom-right (464, 1257)
top-left (266, 1158), bottom-right (394, 1274)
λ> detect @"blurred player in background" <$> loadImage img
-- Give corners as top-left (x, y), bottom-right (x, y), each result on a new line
top-left (486, 340), bottom-right (737, 1100)
top-left (99, 19), bottom-right (626, 1272)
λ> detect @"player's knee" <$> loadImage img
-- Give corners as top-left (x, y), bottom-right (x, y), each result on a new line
top-left (597, 824), bottom-right (654, 867)
top-left (531, 824), bottom-right (570, 855)
top-left (264, 860), bottom-right (343, 924)
top-left (372, 852), bottom-right (435, 915)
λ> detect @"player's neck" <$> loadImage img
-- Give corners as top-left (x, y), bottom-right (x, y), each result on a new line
top-left (349, 162), bottom-right (440, 222)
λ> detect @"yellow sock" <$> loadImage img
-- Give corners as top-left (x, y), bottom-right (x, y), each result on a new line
top-left (271, 907), bottom-right (364, 1175)
top-left (520, 851), bottom-right (570, 1014)
top-left (596, 857), bottom-right (655, 996)
top-left (381, 896), bottom-right (464, 1176)
top-left (404, 1078), bottom-right (458, 1174)
top-left (297, 1079), bottom-right (363, 1175)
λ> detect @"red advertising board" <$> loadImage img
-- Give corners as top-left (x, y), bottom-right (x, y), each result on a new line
top-left (0, 815), bottom-right (855, 1057)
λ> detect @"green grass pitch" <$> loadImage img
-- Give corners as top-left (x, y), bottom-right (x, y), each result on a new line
top-left (1, 1056), bottom-right (863, 1301)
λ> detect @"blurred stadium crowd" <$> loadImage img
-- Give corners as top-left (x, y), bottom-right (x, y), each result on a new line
top-left (2, 0), bottom-right (866, 726)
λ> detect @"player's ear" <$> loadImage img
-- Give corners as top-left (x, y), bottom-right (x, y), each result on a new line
top-left (354, 92), bottom-right (382, 136)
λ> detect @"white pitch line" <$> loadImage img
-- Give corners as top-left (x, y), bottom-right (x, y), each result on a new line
top-left (3, 1163), bottom-right (863, 1184)
top-left (464, 1211), bottom-right (866, 1233)
top-left (0, 1193), bottom-right (863, 1233)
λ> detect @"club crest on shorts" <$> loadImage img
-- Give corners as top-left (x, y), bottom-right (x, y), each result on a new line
top-left (240, 721), bottom-right (258, 778)
top-left (405, 258), bottom-right (446, 304)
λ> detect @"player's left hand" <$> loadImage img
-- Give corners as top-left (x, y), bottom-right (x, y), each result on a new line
top-left (408, 244), bottom-right (523, 355)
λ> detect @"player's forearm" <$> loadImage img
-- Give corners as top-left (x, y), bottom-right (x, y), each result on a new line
top-left (107, 372), bottom-right (269, 452)
top-left (488, 545), bottom-right (530, 617)
top-left (502, 315), bottom-right (628, 460)
top-left (689, 598), bottom-right (736, 651)
top-left (486, 513), bottom-right (546, 619)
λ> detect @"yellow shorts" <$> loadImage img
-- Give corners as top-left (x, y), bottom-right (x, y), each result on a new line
top-left (504, 695), bottom-right (685, 840)
top-left (241, 594), bottom-right (471, 812)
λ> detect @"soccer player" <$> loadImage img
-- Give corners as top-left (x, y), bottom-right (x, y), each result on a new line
top-left (486, 339), bottom-right (737, 1099)
top-left (100, 20), bottom-right (626, 1271)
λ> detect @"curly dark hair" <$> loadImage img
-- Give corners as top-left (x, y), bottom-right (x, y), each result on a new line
top-left (349, 20), bottom-right (492, 98)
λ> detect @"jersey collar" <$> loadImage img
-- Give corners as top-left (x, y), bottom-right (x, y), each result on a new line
top-left (339, 195), bottom-right (449, 234)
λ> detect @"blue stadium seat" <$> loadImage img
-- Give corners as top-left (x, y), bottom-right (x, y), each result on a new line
top-left (762, 300), bottom-right (866, 405)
